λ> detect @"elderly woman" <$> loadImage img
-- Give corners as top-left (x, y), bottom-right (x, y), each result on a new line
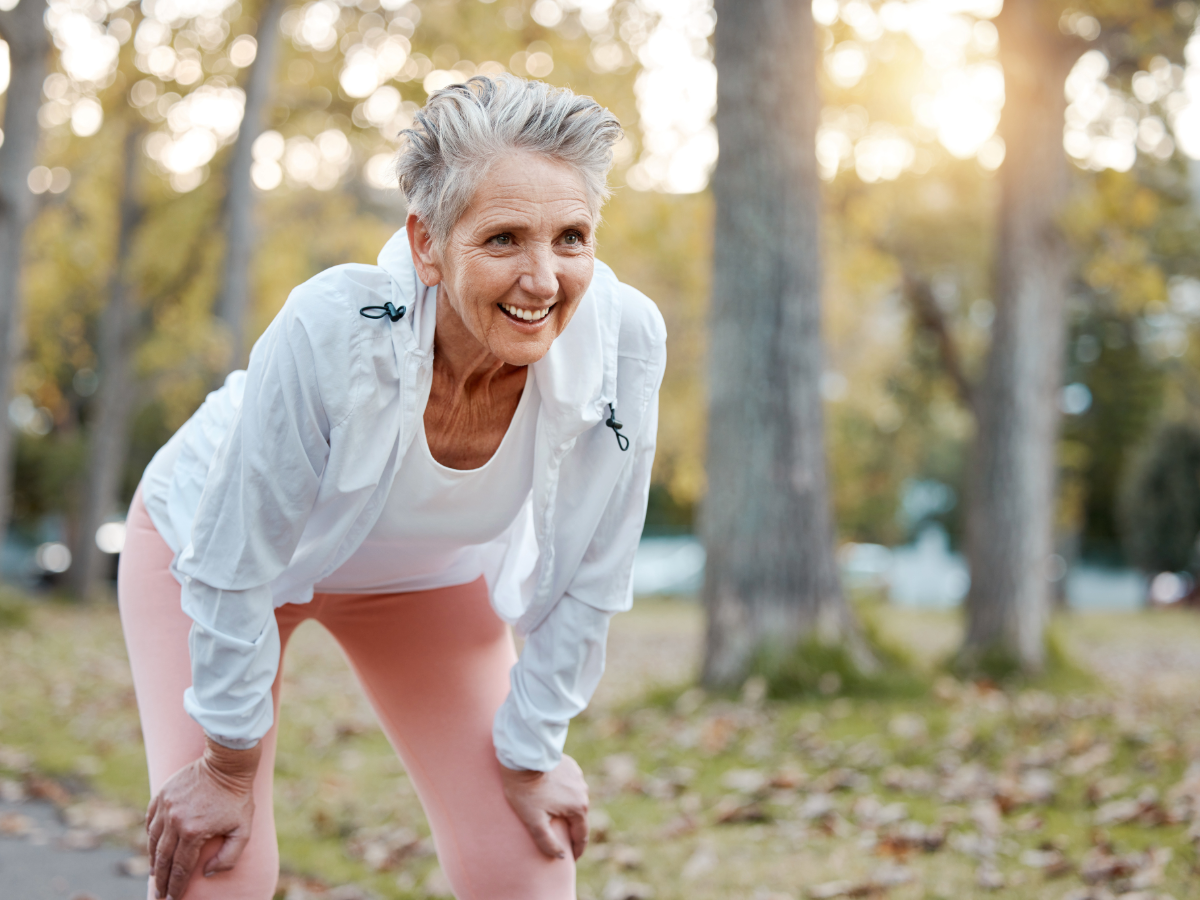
top-left (118, 75), bottom-right (665, 900)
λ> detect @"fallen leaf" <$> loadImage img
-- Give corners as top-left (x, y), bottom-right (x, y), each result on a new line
top-left (610, 844), bottom-right (643, 869)
top-left (1080, 846), bottom-right (1140, 884)
top-left (770, 766), bottom-right (807, 790)
top-left (1129, 847), bottom-right (1172, 890)
top-left (0, 746), bottom-right (33, 771)
top-left (25, 774), bottom-right (71, 806)
top-left (62, 800), bottom-right (138, 836)
top-left (721, 768), bottom-right (768, 794)
top-left (116, 856), bottom-right (151, 877)
top-left (712, 795), bottom-right (769, 824)
top-left (1064, 743), bottom-right (1114, 777)
top-left (657, 814), bottom-right (699, 840)
top-left (806, 880), bottom-right (859, 899)
top-left (975, 862), bottom-right (1005, 890)
top-left (1018, 846), bottom-right (1072, 878)
top-left (798, 793), bottom-right (836, 821)
top-left (59, 828), bottom-right (100, 850)
top-left (699, 715), bottom-right (738, 755)
top-left (1013, 813), bottom-right (1044, 832)
top-left (0, 811), bottom-right (32, 836)
top-left (805, 865), bottom-right (913, 899)
top-left (602, 754), bottom-right (642, 793)
top-left (422, 866), bottom-right (454, 898)
top-left (588, 808), bottom-right (613, 843)
top-left (326, 887), bottom-right (371, 900)
top-left (345, 825), bottom-right (426, 872)
top-left (0, 778), bottom-right (26, 803)
top-left (811, 768), bottom-right (868, 794)
top-left (876, 821), bottom-right (945, 856)
top-left (602, 878), bottom-right (654, 900)
top-left (1085, 776), bottom-right (1131, 806)
top-left (880, 766), bottom-right (936, 795)
top-left (680, 841), bottom-right (717, 881)
top-left (888, 713), bottom-right (927, 744)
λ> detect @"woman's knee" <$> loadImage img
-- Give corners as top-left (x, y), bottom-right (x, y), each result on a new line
top-left (144, 836), bottom-right (280, 900)
top-left (439, 815), bottom-right (576, 900)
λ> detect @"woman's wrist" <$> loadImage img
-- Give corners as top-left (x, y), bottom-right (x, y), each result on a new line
top-left (202, 737), bottom-right (261, 792)
top-left (500, 764), bottom-right (549, 781)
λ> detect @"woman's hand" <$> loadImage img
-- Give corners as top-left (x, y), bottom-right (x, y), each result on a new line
top-left (145, 738), bottom-right (260, 900)
top-left (500, 755), bottom-right (590, 860)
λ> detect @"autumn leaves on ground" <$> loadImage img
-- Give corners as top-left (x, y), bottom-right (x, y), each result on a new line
top-left (2, 595), bottom-right (1200, 900)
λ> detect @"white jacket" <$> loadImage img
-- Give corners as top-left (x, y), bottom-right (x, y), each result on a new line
top-left (140, 230), bottom-right (667, 771)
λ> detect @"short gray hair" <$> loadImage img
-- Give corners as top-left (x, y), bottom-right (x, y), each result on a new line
top-left (394, 74), bottom-right (623, 245)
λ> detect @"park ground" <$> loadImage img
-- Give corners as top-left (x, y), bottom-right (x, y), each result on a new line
top-left (2, 594), bottom-right (1200, 900)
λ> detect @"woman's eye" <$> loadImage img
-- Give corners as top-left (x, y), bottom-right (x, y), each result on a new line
top-left (491, 234), bottom-right (512, 245)
top-left (563, 232), bottom-right (581, 245)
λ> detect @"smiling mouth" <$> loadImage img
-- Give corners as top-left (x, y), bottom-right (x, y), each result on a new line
top-left (499, 302), bottom-right (554, 324)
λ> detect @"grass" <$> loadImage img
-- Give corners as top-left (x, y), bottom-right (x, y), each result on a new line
top-left (0, 587), bottom-right (30, 628)
top-left (747, 600), bottom-right (931, 701)
top-left (2, 595), bottom-right (1200, 899)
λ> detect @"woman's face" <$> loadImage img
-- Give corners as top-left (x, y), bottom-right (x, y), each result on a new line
top-left (409, 152), bottom-right (596, 367)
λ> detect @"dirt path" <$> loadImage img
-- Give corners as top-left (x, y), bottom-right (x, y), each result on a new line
top-left (0, 796), bottom-right (146, 900)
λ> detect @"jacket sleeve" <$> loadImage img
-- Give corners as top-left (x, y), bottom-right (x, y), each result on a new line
top-left (493, 385), bottom-right (662, 771)
top-left (175, 282), bottom-right (358, 749)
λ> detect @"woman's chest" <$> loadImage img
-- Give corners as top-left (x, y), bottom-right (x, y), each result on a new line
top-left (365, 375), bottom-right (539, 545)
top-left (423, 370), bottom-right (528, 470)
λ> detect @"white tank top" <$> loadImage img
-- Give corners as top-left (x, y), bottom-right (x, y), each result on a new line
top-left (314, 376), bottom-right (538, 594)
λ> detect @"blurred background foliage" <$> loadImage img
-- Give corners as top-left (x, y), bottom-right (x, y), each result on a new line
top-left (5, 0), bottom-right (1200, 588)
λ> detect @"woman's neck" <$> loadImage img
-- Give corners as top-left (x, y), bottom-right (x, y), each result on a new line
top-left (433, 292), bottom-right (525, 392)
top-left (426, 297), bottom-right (528, 470)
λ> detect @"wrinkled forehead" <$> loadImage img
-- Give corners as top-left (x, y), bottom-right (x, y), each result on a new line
top-left (450, 153), bottom-right (595, 238)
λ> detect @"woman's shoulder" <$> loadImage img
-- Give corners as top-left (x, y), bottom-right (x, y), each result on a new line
top-left (249, 263), bottom-right (404, 427)
top-left (592, 260), bottom-right (667, 364)
top-left (276, 263), bottom-right (395, 348)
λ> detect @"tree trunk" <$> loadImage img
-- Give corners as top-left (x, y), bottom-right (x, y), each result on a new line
top-left (68, 126), bottom-right (145, 600)
top-left (214, 0), bottom-right (285, 374)
top-left (962, 0), bottom-right (1079, 671)
top-left (0, 0), bottom-right (49, 558)
top-left (701, 0), bottom-right (863, 687)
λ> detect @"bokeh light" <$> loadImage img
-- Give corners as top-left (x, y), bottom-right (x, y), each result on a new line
top-left (229, 34), bottom-right (257, 68)
top-left (21, 0), bottom-right (1200, 210)
top-left (0, 39), bottom-right (10, 94)
top-left (626, 0), bottom-right (717, 194)
top-left (46, 1), bottom-right (121, 84)
top-left (364, 152), bottom-right (396, 190)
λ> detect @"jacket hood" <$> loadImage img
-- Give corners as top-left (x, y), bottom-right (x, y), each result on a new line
top-left (376, 229), bottom-right (620, 444)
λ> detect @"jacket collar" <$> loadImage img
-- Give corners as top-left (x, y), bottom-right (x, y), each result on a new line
top-left (376, 229), bottom-right (619, 445)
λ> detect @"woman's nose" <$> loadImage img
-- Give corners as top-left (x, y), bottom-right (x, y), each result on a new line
top-left (519, 246), bottom-right (559, 300)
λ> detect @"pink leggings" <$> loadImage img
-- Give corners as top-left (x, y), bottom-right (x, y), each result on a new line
top-left (117, 490), bottom-right (575, 899)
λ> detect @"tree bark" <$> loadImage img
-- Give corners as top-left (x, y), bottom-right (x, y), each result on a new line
top-left (68, 125), bottom-right (145, 600)
top-left (0, 0), bottom-right (50, 557)
top-left (701, 0), bottom-right (863, 687)
top-left (962, 0), bottom-right (1080, 671)
top-left (213, 0), bottom-right (285, 374)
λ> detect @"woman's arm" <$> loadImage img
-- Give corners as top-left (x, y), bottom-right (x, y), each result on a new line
top-left (495, 389), bottom-right (661, 857)
top-left (178, 271), bottom-right (379, 746)
top-left (149, 275), bottom-right (373, 894)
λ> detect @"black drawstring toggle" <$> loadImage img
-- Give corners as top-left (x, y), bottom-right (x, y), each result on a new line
top-left (360, 302), bottom-right (407, 322)
top-left (605, 403), bottom-right (629, 451)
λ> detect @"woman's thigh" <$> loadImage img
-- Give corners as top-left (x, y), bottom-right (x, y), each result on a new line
top-left (117, 489), bottom-right (294, 900)
top-left (315, 579), bottom-right (576, 900)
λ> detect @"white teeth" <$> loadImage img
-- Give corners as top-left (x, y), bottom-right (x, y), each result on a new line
top-left (502, 303), bottom-right (550, 322)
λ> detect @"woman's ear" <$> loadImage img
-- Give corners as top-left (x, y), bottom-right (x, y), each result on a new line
top-left (406, 214), bottom-right (443, 286)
